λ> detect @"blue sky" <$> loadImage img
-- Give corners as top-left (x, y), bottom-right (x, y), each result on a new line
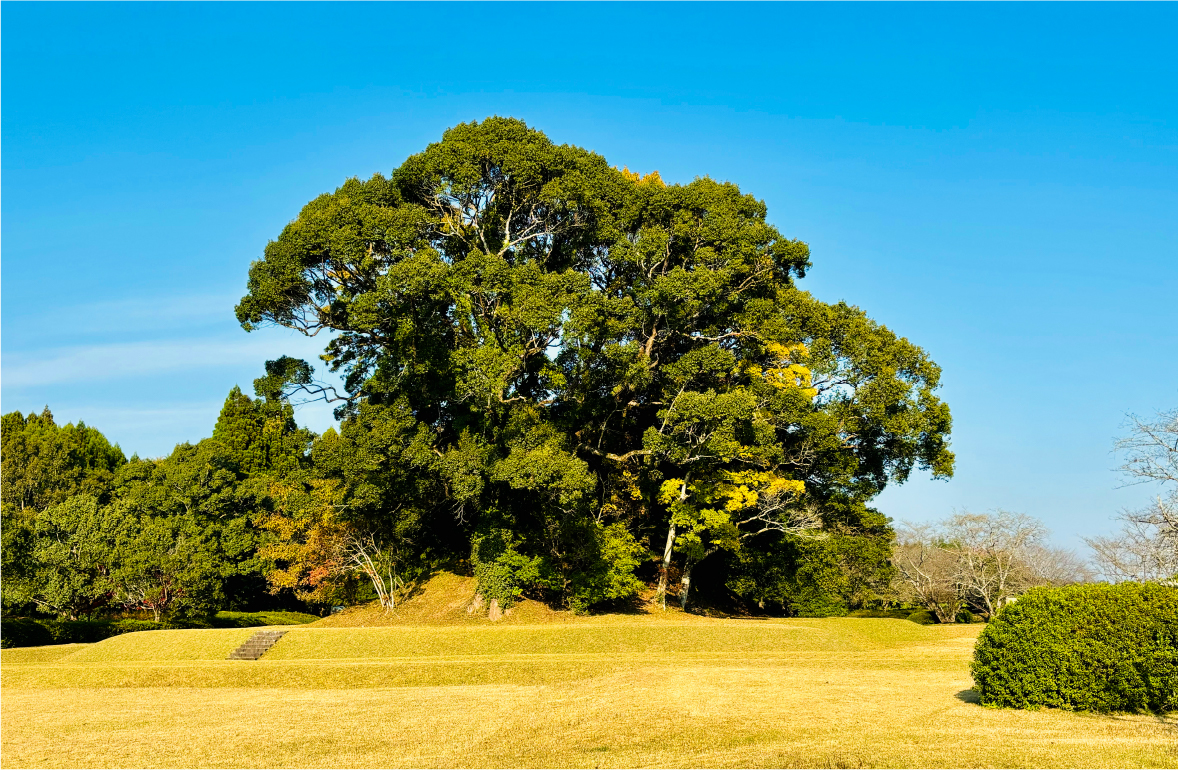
top-left (3, 3), bottom-right (1175, 548)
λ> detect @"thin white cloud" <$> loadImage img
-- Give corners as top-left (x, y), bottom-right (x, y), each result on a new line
top-left (1, 335), bottom-right (318, 388)
top-left (7, 291), bottom-right (244, 339)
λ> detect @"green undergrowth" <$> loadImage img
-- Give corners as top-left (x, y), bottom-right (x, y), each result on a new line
top-left (211, 611), bottom-right (320, 628)
top-left (1, 611), bottom-right (318, 649)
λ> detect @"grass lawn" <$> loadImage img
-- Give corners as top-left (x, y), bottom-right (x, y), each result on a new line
top-left (2, 604), bottom-right (1175, 769)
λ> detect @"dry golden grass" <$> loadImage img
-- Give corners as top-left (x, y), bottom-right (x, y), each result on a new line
top-left (2, 578), bottom-right (1175, 768)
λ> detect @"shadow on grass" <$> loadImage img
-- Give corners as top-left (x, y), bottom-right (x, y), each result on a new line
top-left (956, 688), bottom-right (981, 704)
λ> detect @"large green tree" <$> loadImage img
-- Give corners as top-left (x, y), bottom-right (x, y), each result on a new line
top-left (1, 411), bottom-right (126, 615)
top-left (1, 408), bottom-right (126, 515)
top-left (236, 118), bottom-right (954, 612)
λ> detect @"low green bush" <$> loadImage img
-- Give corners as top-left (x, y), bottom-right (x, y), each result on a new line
top-left (956, 609), bottom-right (978, 623)
top-left (906, 610), bottom-right (938, 625)
top-left (1, 619), bottom-right (54, 648)
top-left (0, 618), bottom-right (199, 648)
top-left (848, 609), bottom-right (912, 619)
top-left (210, 611), bottom-right (319, 628)
top-left (972, 583), bottom-right (1178, 713)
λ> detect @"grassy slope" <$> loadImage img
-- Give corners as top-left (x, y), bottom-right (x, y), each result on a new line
top-left (2, 574), bottom-right (1175, 768)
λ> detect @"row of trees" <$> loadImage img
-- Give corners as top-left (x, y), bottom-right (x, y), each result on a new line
top-left (892, 511), bottom-right (1090, 623)
top-left (3, 404), bottom-right (1171, 622)
top-left (892, 410), bottom-right (1178, 622)
top-left (4, 119), bottom-right (957, 620)
top-left (1, 399), bottom-right (302, 620)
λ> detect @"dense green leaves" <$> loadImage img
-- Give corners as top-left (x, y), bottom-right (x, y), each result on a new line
top-left (1, 408), bottom-right (126, 515)
top-left (972, 583), bottom-right (1178, 713)
top-left (3, 119), bottom-right (955, 620)
top-left (232, 117), bottom-right (954, 611)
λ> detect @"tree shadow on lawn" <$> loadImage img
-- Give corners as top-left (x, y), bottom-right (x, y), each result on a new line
top-left (956, 688), bottom-right (981, 704)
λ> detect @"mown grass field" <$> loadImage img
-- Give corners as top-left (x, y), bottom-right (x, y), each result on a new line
top-left (3, 601), bottom-right (1175, 769)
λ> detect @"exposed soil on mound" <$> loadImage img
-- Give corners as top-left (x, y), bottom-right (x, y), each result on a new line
top-left (308, 562), bottom-right (780, 627)
top-left (307, 570), bottom-right (736, 627)
top-left (309, 571), bottom-right (577, 627)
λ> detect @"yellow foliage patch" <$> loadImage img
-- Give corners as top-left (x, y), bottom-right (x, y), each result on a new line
top-left (618, 166), bottom-right (666, 187)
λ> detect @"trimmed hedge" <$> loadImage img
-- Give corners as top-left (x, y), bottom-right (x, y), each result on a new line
top-left (0, 619), bottom-right (191, 648)
top-left (210, 611), bottom-right (319, 628)
top-left (1, 611), bottom-right (320, 648)
top-left (847, 608), bottom-right (913, 620)
top-left (972, 582), bottom-right (1178, 713)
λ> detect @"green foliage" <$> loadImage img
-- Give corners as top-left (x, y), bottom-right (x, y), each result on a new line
top-left (0, 618), bottom-right (197, 649)
top-left (212, 386), bottom-right (313, 477)
top-left (560, 522), bottom-right (648, 613)
top-left (112, 507), bottom-right (226, 620)
top-left (2, 120), bottom-right (956, 621)
top-left (0, 619), bottom-right (54, 648)
top-left (1, 408), bottom-right (126, 516)
top-left (847, 608), bottom-right (913, 619)
top-left (972, 583), bottom-right (1178, 713)
top-left (210, 610), bottom-right (319, 627)
top-left (28, 495), bottom-right (123, 619)
top-left (471, 527), bottom-right (549, 609)
top-left (234, 117), bottom-right (953, 613)
top-left (726, 518), bottom-right (893, 617)
top-left (906, 610), bottom-right (938, 625)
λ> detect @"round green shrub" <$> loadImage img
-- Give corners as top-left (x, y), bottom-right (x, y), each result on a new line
top-left (906, 609), bottom-right (938, 625)
top-left (0, 619), bottom-right (54, 648)
top-left (972, 583), bottom-right (1178, 713)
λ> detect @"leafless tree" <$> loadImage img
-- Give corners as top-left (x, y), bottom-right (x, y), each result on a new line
top-left (1086, 409), bottom-right (1178, 582)
top-left (943, 511), bottom-right (1048, 619)
top-left (892, 523), bottom-right (965, 624)
top-left (1022, 544), bottom-right (1095, 586)
top-left (335, 532), bottom-right (408, 612)
top-left (893, 511), bottom-right (1087, 621)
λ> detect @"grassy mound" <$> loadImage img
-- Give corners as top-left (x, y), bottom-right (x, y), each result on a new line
top-left (61, 628), bottom-right (258, 663)
top-left (311, 570), bottom-right (570, 627)
top-left (272, 617), bottom-right (941, 661)
top-left (5, 616), bottom-right (1174, 768)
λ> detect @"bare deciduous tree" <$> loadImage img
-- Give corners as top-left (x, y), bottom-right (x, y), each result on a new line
top-left (893, 511), bottom-right (1088, 621)
top-left (335, 532), bottom-right (409, 612)
top-left (1086, 409), bottom-right (1178, 583)
top-left (944, 511), bottom-right (1047, 619)
top-left (1022, 544), bottom-right (1095, 586)
top-left (892, 523), bottom-right (965, 624)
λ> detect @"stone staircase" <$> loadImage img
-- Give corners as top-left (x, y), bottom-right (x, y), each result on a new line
top-left (227, 629), bottom-right (287, 660)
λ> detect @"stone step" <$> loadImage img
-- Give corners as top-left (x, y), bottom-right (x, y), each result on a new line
top-left (226, 630), bottom-right (287, 661)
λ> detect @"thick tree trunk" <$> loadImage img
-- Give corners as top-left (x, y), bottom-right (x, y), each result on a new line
top-left (657, 522), bottom-right (676, 610)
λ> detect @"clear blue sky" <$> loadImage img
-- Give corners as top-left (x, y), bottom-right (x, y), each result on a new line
top-left (3, 3), bottom-right (1175, 549)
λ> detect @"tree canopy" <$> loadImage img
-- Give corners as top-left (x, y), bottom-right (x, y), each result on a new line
top-left (234, 117), bottom-right (954, 614)
top-left (1, 119), bottom-right (955, 620)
